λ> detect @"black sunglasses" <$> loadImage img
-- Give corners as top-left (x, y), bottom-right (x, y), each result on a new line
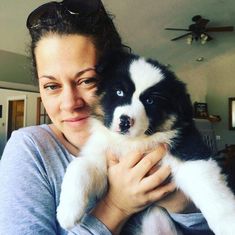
top-left (26, 0), bottom-right (102, 29)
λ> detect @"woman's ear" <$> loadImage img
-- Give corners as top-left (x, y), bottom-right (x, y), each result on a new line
top-left (166, 77), bottom-right (193, 122)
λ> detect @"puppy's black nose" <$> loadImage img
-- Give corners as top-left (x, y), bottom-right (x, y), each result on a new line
top-left (119, 115), bottom-right (131, 134)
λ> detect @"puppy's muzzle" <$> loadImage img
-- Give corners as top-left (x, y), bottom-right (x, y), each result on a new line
top-left (119, 115), bottom-right (134, 134)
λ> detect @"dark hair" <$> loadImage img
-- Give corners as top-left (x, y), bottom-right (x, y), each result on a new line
top-left (27, 1), bottom-right (129, 79)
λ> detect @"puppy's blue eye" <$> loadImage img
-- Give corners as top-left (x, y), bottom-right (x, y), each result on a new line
top-left (146, 97), bottom-right (154, 105)
top-left (116, 90), bottom-right (124, 97)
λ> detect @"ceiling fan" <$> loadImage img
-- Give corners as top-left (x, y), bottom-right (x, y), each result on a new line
top-left (165, 15), bottom-right (234, 44)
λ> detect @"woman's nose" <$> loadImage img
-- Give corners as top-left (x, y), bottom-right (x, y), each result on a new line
top-left (60, 86), bottom-right (84, 111)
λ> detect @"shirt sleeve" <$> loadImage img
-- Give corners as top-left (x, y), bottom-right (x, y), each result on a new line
top-left (170, 212), bottom-right (214, 235)
top-left (0, 130), bottom-right (59, 234)
top-left (0, 130), bottom-right (112, 235)
top-left (69, 214), bottom-right (112, 235)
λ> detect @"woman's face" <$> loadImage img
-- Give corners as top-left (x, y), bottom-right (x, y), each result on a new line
top-left (35, 34), bottom-right (98, 143)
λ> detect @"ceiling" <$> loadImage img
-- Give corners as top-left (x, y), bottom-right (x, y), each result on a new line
top-left (0, 0), bottom-right (234, 85)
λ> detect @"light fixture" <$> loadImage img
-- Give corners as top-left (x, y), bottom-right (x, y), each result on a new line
top-left (196, 57), bottom-right (204, 62)
top-left (200, 33), bottom-right (209, 44)
top-left (185, 32), bottom-right (210, 45)
top-left (186, 35), bottom-right (193, 44)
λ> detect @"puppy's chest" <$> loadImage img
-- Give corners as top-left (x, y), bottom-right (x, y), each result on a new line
top-left (100, 133), bottom-right (163, 158)
top-left (106, 137), bottom-right (183, 176)
top-left (90, 127), bottom-right (178, 161)
top-left (88, 119), bottom-right (182, 168)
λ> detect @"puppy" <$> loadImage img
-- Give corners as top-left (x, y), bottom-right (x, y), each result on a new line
top-left (57, 52), bottom-right (235, 235)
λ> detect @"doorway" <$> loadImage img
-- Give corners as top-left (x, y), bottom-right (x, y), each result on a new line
top-left (7, 96), bottom-right (26, 140)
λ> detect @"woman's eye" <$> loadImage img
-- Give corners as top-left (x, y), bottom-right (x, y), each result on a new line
top-left (116, 89), bottom-right (124, 97)
top-left (80, 77), bottom-right (98, 87)
top-left (43, 84), bottom-right (60, 91)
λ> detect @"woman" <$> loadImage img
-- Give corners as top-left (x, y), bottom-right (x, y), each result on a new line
top-left (0, 0), bottom-right (212, 234)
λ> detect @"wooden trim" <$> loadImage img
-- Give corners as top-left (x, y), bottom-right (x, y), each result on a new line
top-left (36, 97), bottom-right (41, 125)
top-left (229, 97), bottom-right (235, 130)
top-left (36, 97), bottom-right (51, 125)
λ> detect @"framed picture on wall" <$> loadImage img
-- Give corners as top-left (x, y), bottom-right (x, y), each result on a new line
top-left (194, 102), bottom-right (208, 119)
top-left (0, 105), bottom-right (2, 118)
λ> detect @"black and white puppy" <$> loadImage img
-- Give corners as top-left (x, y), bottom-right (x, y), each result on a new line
top-left (57, 52), bottom-right (235, 235)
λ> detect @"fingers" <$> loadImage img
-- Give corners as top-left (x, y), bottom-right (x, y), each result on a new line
top-left (146, 181), bottom-right (176, 203)
top-left (132, 144), bottom-right (166, 179)
top-left (140, 165), bottom-right (172, 192)
top-left (121, 150), bottom-right (143, 168)
top-left (106, 150), bottom-right (119, 167)
top-left (107, 149), bottom-right (143, 169)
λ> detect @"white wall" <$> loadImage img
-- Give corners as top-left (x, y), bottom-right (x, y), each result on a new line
top-left (176, 50), bottom-right (235, 150)
top-left (0, 88), bottom-right (40, 156)
top-left (177, 63), bottom-right (207, 103)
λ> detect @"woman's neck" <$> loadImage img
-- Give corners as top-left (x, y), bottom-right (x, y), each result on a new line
top-left (49, 124), bottom-right (82, 156)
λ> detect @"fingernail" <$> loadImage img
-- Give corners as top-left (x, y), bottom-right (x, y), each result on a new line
top-left (163, 143), bottom-right (168, 150)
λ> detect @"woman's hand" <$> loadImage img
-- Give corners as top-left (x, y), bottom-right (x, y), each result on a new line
top-left (104, 144), bottom-right (176, 217)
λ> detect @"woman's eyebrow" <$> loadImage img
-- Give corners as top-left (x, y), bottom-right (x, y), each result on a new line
top-left (38, 67), bottom-right (96, 80)
top-left (75, 67), bottom-right (96, 77)
top-left (38, 75), bottom-right (56, 80)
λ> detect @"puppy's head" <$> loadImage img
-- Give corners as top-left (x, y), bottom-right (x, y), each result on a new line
top-left (93, 52), bottom-right (193, 138)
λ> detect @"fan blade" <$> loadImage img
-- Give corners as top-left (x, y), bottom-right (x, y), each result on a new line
top-left (206, 26), bottom-right (234, 32)
top-left (165, 28), bottom-right (190, 31)
top-left (171, 33), bottom-right (192, 41)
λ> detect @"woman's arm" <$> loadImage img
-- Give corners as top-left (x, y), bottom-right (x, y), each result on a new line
top-left (0, 131), bottom-right (59, 234)
top-left (0, 129), bottom-right (113, 235)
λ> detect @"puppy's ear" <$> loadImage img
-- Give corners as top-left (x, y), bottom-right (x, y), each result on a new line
top-left (95, 50), bottom-right (132, 74)
top-left (179, 92), bottom-right (194, 121)
top-left (173, 80), bottom-right (194, 122)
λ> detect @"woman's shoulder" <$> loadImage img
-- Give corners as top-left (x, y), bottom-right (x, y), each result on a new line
top-left (1, 124), bottom-right (72, 183)
top-left (13, 124), bottom-right (53, 139)
top-left (9, 124), bottom-right (61, 148)
top-left (3, 124), bottom-right (72, 165)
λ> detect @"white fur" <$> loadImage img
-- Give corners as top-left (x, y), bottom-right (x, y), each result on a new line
top-left (57, 119), bottom-right (177, 231)
top-left (141, 207), bottom-right (183, 235)
top-left (130, 59), bottom-right (164, 92)
top-left (57, 58), bottom-right (235, 234)
top-left (57, 117), bottom-right (235, 234)
top-left (168, 157), bottom-right (235, 235)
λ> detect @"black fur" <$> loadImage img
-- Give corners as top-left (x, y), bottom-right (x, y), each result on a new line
top-left (96, 52), bottom-right (212, 162)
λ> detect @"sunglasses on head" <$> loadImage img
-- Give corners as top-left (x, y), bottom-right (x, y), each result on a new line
top-left (26, 0), bottom-right (102, 29)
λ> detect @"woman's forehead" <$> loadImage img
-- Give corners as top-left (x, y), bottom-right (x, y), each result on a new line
top-left (35, 34), bottom-right (98, 75)
top-left (35, 34), bottom-right (97, 60)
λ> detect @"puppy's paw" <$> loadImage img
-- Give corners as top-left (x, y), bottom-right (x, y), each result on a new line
top-left (57, 199), bottom-right (87, 230)
top-left (212, 216), bottom-right (235, 235)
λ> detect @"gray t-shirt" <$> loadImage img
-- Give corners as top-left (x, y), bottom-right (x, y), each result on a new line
top-left (0, 125), bottom-right (212, 234)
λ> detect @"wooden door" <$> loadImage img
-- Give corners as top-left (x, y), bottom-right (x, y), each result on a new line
top-left (7, 100), bottom-right (24, 139)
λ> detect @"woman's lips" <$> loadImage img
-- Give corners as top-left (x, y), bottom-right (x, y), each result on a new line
top-left (64, 116), bottom-right (88, 122)
top-left (63, 116), bottom-right (89, 126)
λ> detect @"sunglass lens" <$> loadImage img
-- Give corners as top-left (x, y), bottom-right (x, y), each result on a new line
top-left (63, 0), bottom-right (101, 15)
